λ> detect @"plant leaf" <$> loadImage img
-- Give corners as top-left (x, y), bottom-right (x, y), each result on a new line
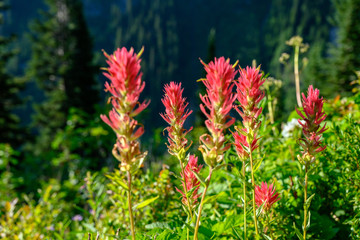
top-left (262, 233), bottom-right (272, 240)
top-left (293, 222), bottom-right (303, 240)
top-left (191, 169), bottom-right (206, 186)
top-left (203, 192), bottom-right (226, 205)
top-left (213, 163), bottom-right (227, 172)
top-left (231, 227), bottom-right (242, 240)
top-left (253, 155), bottom-right (265, 173)
top-left (183, 221), bottom-right (195, 233)
top-left (256, 201), bottom-right (265, 218)
top-left (305, 193), bottom-right (315, 208)
top-left (306, 210), bottom-right (311, 229)
top-left (105, 174), bottom-right (129, 191)
top-left (145, 222), bottom-right (171, 230)
top-left (133, 196), bottom-right (159, 210)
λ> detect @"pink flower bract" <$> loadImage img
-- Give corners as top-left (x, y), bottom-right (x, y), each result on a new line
top-left (102, 47), bottom-right (150, 116)
top-left (235, 66), bottom-right (265, 130)
top-left (255, 182), bottom-right (280, 211)
top-left (100, 47), bottom-right (149, 172)
top-left (176, 155), bottom-right (203, 207)
top-left (160, 82), bottom-right (193, 156)
top-left (199, 57), bottom-right (237, 167)
top-left (200, 57), bottom-right (237, 136)
top-left (296, 85), bottom-right (327, 162)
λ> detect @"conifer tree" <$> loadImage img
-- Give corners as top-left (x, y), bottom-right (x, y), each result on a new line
top-left (328, 0), bottom-right (360, 94)
top-left (27, 0), bottom-right (99, 153)
top-left (0, 1), bottom-right (24, 146)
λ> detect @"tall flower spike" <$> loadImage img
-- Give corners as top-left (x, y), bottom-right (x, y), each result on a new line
top-left (296, 85), bottom-right (327, 165)
top-left (102, 47), bottom-right (150, 116)
top-left (296, 85), bottom-right (327, 240)
top-left (194, 57), bottom-right (237, 240)
top-left (100, 47), bottom-right (149, 240)
top-left (160, 82), bottom-right (193, 159)
top-left (235, 66), bottom-right (265, 132)
top-left (100, 47), bottom-right (150, 172)
top-left (255, 182), bottom-right (280, 211)
top-left (233, 66), bottom-right (266, 237)
top-left (199, 57), bottom-right (237, 167)
top-left (176, 155), bottom-right (203, 208)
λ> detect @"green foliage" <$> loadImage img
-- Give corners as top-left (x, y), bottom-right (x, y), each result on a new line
top-left (1, 93), bottom-right (359, 239)
top-left (19, 108), bottom-right (113, 193)
top-left (316, 106), bottom-right (360, 238)
top-left (0, 185), bottom-right (71, 239)
top-left (0, 144), bottom-right (19, 206)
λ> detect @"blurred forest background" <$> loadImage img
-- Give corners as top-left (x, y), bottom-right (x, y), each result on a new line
top-left (1, 0), bottom-right (359, 208)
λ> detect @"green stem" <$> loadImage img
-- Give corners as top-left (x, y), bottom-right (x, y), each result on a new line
top-left (193, 168), bottom-right (213, 240)
top-left (127, 171), bottom-right (136, 240)
top-left (294, 45), bottom-right (302, 108)
top-left (243, 160), bottom-right (247, 240)
top-left (249, 149), bottom-right (259, 236)
top-left (303, 165), bottom-right (308, 240)
top-left (179, 159), bottom-right (194, 220)
top-left (268, 95), bottom-right (274, 125)
top-left (179, 158), bottom-right (193, 240)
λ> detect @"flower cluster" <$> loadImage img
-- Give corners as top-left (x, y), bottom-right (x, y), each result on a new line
top-left (233, 66), bottom-right (265, 160)
top-left (199, 57), bottom-right (237, 167)
top-left (235, 66), bottom-right (265, 131)
top-left (160, 82), bottom-right (192, 159)
top-left (176, 155), bottom-right (203, 207)
top-left (255, 182), bottom-right (280, 211)
top-left (100, 47), bottom-right (150, 172)
top-left (296, 85), bottom-right (327, 165)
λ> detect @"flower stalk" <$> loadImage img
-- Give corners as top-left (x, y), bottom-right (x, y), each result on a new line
top-left (294, 43), bottom-right (302, 108)
top-left (194, 57), bottom-right (237, 240)
top-left (100, 47), bottom-right (149, 239)
top-left (233, 66), bottom-right (265, 237)
top-left (303, 166), bottom-right (308, 240)
top-left (127, 171), bottom-right (135, 240)
top-left (296, 85), bottom-right (327, 239)
top-left (193, 167), bottom-right (212, 239)
top-left (243, 162), bottom-right (247, 239)
top-left (249, 149), bottom-right (258, 235)
top-left (160, 82), bottom-right (196, 239)
top-left (286, 36), bottom-right (309, 108)
top-left (233, 130), bottom-right (250, 239)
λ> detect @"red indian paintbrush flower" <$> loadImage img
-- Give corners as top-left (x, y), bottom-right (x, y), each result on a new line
top-left (235, 66), bottom-right (265, 131)
top-left (233, 66), bottom-right (265, 161)
top-left (199, 57), bottom-right (237, 167)
top-left (200, 57), bottom-right (237, 136)
top-left (176, 155), bottom-right (203, 207)
top-left (233, 66), bottom-right (266, 236)
top-left (102, 47), bottom-right (150, 116)
top-left (296, 85), bottom-right (327, 165)
top-left (100, 47), bottom-right (149, 172)
top-left (255, 182), bottom-right (280, 211)
top-left (160, 82), bottom-right (193, 158)
top-left (194, 57), bottom-right (237, 239)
